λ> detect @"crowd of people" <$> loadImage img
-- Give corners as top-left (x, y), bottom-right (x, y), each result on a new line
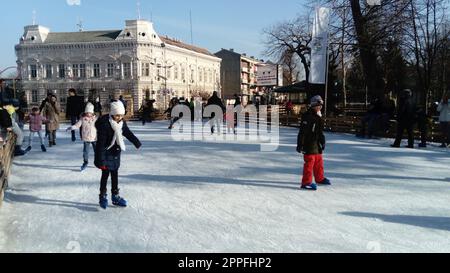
top-left (1, 87), bottom-right (449, 204)
top-left (356, 89), bottom-right (450, 149)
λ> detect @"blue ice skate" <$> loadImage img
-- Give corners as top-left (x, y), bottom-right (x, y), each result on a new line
top-left (318, 178), bottom-right (331, 186)
top-left (301, 183), bottom-right (317, 191)
top-left (80, 162), bottom-right (88, 172)
top-left (99, 194), bottom-right (108, 209)
top-left (112, 195), bottom-right (127, 207)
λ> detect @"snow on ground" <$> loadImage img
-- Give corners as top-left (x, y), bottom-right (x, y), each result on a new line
top-left (0, 120), bottom-right (449, 253)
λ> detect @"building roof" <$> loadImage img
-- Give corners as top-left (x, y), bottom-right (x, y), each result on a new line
top-left (40, 30), bottom-right (216, 58)
top-left (43, 30), bottom-right (123, 44)
top-left (161, 36), bottom-right (216, 57)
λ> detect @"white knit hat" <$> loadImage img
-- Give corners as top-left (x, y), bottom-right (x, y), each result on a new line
top-left (85, 102), bottom-right (94, 114)
top-left (110, 101), bottom-right (126, 116)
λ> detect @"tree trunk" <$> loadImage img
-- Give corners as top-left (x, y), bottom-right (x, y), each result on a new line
top-left (350, 0), bottom-right (384, 100)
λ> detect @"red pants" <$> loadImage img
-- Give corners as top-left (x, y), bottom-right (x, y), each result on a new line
top-left (302, 154), bottom-right (325, 186)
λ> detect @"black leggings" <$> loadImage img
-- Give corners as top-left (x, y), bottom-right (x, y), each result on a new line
top-left (100, 170), bottom-right (119, 195)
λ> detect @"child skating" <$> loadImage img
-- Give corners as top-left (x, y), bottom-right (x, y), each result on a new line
top-left (26, 107), bottom-right (48, 152)
top-left (296, 95), bottom-right (331, 191)
top-left (67, 102), bottom-right (98, 171)
top-left (94, 101), bottom-right (142, 209)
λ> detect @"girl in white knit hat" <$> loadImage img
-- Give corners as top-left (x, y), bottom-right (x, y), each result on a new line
top-left (94, 100), bottom-right (142, 209)
top-left (67, 102), bottom-right (98, 171)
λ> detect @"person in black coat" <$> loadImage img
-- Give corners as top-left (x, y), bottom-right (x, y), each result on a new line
top-left (357, 98), bottom-right (382, 138)
top-left (94, 101), bottom-right (142, 209)
top-left (392, 89), bottom-right (416, 148)
top-left (297, 95), bottom-right (330, 191)
top-left (206, 91), bottom-right (226, 134)
top-left (66, 89), bottom-right (85, 142)
top-left (0, 101), bottom-right (13, 134)
top-left (416, 106), bottom-right (429, 148)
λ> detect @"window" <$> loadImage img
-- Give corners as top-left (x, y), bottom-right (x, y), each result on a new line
top-left (123, 63), bottom-right (131, 78)
top-left (72, 64), bottom-right (79, 78)
top-left (157, 67), bottom-right (161, 81)
top-left (79, 64), bottom-right (86, 78)
top-left (174, 66), bottom-right (178, 80)
top-left (31, 90), bottom-right (38, 103)
top-left (30, 65), bottom-right (37, 79)
top-left (59, 64), bottom-right (66, 78)
top-left (93, 64), bottom-right (100, 78)
top-left (45, 64), bottom-right (52, 79)
top-left (181, 67), bottom-right (185, 81)
top-left (142, 63), bottom-right (150, 77)
top-left (167, 67), bottom-right (171, 79)
top-left (107, 63), bottom-right (114, 77)
top-left (191, 69), bottom-right (195, 82)
top-left (199, 68), bottom-right (202, 82)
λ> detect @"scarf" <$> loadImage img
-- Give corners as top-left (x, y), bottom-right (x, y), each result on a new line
top-left (107, 117), bottom-right (126, 151)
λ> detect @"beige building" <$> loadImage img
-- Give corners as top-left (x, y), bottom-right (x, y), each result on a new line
top-left (15, 20), bottom-right (222, 114)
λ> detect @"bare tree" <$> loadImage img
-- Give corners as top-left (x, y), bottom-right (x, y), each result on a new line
top-left (405, 0), bottom-right (450, 109)
top-left (280, 49), bottom-right (300, 85)
top-left (263, 14), bottom-right (313, 84)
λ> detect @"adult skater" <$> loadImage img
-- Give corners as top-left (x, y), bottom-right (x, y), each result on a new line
top-left (66, 88), bottom-right (84, 142)
top-left (206, 91), bottom-right (226, 134)
top-left (391, 89), bottom-right (416, 148)
top-left (297, 95), bottom-right (331, 191)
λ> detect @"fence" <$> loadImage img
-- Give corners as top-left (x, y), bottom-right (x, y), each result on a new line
top-left (0, 132), bottom-right (16, 207)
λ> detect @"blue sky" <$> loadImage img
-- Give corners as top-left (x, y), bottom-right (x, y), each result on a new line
top-left (0, 0), bottom-right (308, 71)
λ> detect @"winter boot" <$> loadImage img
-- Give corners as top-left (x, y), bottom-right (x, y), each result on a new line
top-left (41, 145), bottom-right (47, 152)
top-left (25, 146), bottom-right (32, 153)
top-left (14, 146), bottom-right (26, 156)
top-left (418, 143), bottom-right (427, 148)
top-left (112, 195), bottom-right (127, 207)
top-left (301, 183), bottom-right (317, 191)
top-left (81, 161), bottom-right (88, 172)
top-left (318, 178), bottom-right (332, 186)
top-left (99, 194), bottom-right (108, 209)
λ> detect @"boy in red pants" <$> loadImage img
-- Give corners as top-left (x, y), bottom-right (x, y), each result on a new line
top-left (297, 95), bottom-right (331, 191)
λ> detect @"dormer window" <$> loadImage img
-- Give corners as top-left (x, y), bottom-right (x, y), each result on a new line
top-left (126, 32), bottom-right (131, 37)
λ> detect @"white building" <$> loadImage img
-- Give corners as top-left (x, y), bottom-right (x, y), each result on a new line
top-left (15, 20), bottom-right (222, 114)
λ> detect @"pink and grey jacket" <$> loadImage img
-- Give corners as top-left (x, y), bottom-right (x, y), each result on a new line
top-left (29, 114), bottom-right (47, 132)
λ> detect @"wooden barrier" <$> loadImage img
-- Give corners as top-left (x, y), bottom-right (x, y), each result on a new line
top-left (324, 116), bottom-right (444, 143)
top-left (0, 132), bottom-right (16, 207)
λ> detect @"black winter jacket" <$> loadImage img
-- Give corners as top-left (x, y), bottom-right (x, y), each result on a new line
top-left (94, 115), bottom-right (142, 171)
top-left (297, 110), bottom-right (326, 155)
top-left (397, 97), bottom-right (416, 125)
top-left (66, 96), bottom-right (85, 117)
top-left (207, 95), bottom-right (225, 118)
top-left (0, 108), bottom-right (12, 129)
